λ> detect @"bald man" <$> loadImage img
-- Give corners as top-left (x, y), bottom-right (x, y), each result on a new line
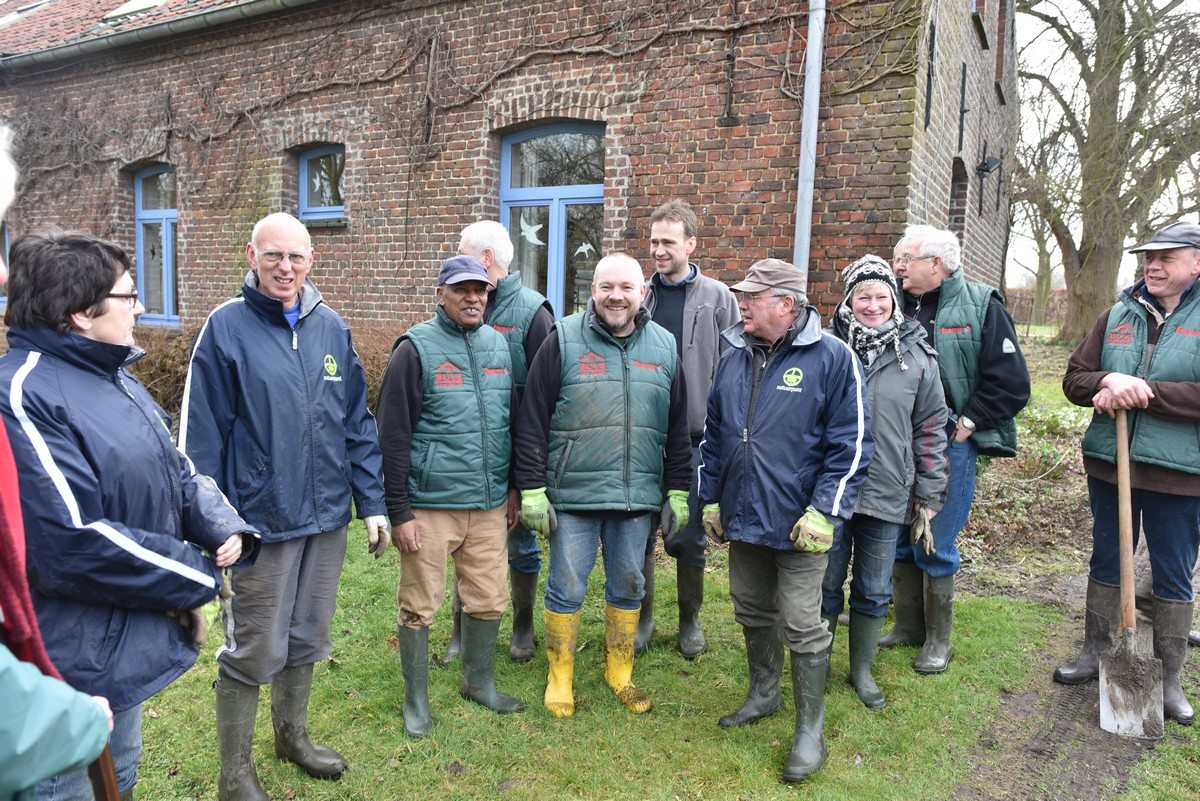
top-left (512, 253), bottom-right (691, 717)
top-left (181, 212), bottom-right (388, 800)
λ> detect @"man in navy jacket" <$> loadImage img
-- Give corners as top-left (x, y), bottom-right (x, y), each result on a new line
top-left (181, 213), bottom-right (388, 801)
top-left (699, 258), bottom-right (872, 784)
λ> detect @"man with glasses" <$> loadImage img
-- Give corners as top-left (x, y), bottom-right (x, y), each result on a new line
top-left (885, 225), bottom-right (1029, 674)
top-left (181, 212), bottom-right (389, 801)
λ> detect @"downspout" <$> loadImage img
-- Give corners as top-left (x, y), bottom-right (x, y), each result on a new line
top-left (0, 0), bottom-right (328, 72)
top-left (791, 1), bottom-right (827, 288)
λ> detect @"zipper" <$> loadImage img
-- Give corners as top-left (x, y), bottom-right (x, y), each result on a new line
top-left (622, 346), bottom-right (632, 511)
top-left (465, 330), bottom-right (492, 503)
top-left (1128, 313), bottom-right (1165, 446)
top-left (116, 371), bottom-right (183, 532)
top-left (293, 323), bottom-right (320, 527)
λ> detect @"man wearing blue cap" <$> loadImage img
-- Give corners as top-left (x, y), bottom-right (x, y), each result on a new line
top-left (376, 255), bottom-right (524, 738)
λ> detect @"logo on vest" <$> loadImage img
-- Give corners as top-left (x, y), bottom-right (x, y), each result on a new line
top-left (322, 354), bottom-right (342, 382)
top-left (632, 360), bottom-right (660, 371)
top-left (492, 324), bottom-right (515, 334)
top-left (1107, 322), bottom-right (1134, 345)
top-left (434, 359), bottom-right (464, 388)
top-left (483, 367), bottom-right (509, 377)
top-left (1175, 326), bottom-right (1200, 338)
top-left (939, 325), bottom-right (972, 335)
top-left (580, 351), bottom-right (606, 376)
top-left (776, 367), bottom-right (804, 393)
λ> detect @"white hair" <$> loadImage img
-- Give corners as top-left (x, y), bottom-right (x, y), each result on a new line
top-left (899, 224), bottom-right (961, 273)
top-left (0, 125), bottom-right (17, 219)
top-left (459, 220), bottom-right (514, 269)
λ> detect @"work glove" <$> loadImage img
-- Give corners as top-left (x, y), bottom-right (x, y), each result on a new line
top-left (168, 607), bottom-right (209, 648)
top-left (660, 490), bottom-right (690, 546)
top-left (702, 503), bottom-right (724, 544)
top-left (521, 487), bottom-right (557, 538)
top-left (365, 515), bottom-right (391, 559)
top-left (910, 503), bottom-right (936, 556)
top-left (789, 506), bottom-right (834, 553)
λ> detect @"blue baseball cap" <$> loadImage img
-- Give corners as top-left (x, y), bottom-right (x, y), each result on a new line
top-left (437, 255), bottom-right (494, 288)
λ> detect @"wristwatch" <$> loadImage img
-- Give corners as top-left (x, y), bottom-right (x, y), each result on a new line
top-left (959, 416), bottom-right (977, 432)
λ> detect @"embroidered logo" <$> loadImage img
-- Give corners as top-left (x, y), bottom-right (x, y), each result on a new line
top-left (1001, 337), bottom-right (1017, 354)
top-left (776, 367), bottom-right (804, 393)
top-left (632, 360), bottom-right (659, 371)
top-left (434, 359), bottom-right (464, 388)
top-left (491, 323), bottom-right (515, 334)
top-left (483, 367), bottom-right (509, 376)
top-left (580, 351), bottom-right (606, 376)
top-left (939, 325), bottom-right (971, 335)
top-left (1107, 322), bottom-right (1134, 345)
top-left (1175, 326), bottom-right (1200, 338)
top-left (322, 354), bottom-right (342, 382)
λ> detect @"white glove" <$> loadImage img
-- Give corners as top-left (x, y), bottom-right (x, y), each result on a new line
top-left (910, 504), bottom-right (935, 556)
top-left (365, 515), bottom-right (392, 558)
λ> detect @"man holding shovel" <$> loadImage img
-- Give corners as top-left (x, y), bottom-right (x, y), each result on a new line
top-left (1058, 221), bottom-right (1200, 727)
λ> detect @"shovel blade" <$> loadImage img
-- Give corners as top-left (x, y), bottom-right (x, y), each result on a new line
top-left (1099, 629), bottom-right (1163, 739)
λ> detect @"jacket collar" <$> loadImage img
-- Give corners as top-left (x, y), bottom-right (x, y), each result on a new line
top-left (241, 271), bottom-right (324, 325)
top-left (723, 305), bottom-right (823, 351)
top-left (584, 299), bottom-right (652, 344)
top-left (7, 327), bottom-right (143, 376)
top-left (1122, 277), bottom-right (1198, 320)
top-left (649, 263), bottom-right (698, 290)
top-left (432, 305), bottom-right (484, 335)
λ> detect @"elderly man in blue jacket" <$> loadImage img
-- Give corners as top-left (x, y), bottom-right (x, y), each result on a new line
top-left (181, 213), bottom-right (389, 801)
top-left (699, 258), bottom-right (873, 784)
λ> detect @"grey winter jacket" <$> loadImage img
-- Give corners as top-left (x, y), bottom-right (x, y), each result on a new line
top-left (644, 265), bottom-right (740, 436)
top-left (835, 319), bottom-right (949, 523)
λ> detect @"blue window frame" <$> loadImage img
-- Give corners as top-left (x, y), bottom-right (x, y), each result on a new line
top-left (499, 123), bottom-right (605, 317)
top-left (0, 222), bottom-right (9, 307)
top-left (298, 144), bottom-right (346, 221)
top-left (134, 165), bottom-right (178, 325)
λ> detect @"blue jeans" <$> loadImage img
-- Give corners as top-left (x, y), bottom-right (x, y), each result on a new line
top-left (1087, 476), bottom-right (1200, 602)
top-left (545, 512), bottom-right (652, 613)
top-left (37, 703), bottom-right (142, 800)
top-left (643, 446), bottom-right (707, 569)
top-left (508, 521), bottom-right (541, 575)
top-left (821, 514), bottom-right (904, 618)
top-left (895, 439), bottom-right (977, 577)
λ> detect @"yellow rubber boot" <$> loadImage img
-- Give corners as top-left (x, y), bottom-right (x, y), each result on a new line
top-left (543, 609), bottom-right (580, 718)
top-left (605, 605), bottom-right (652, 714)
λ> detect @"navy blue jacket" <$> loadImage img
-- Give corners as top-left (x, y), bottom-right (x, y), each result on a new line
top-left (179, 275), bottom-right (387, 541)
top-left (698, 309), bottom-right (874, 551)
top-left (0, 328), bottom-right (252, 712)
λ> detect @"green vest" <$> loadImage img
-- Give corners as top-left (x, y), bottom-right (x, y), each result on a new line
top-left (402, 310), bottom-right (512, 509)
top-left (1080, 287), bottom-right (1200, 475)
top-left (548, 307), bottom-right (677, 511)
top-left (487, 274), bottom-right (549, 391)
top-left (931, 270), bottom-right (1018, 457)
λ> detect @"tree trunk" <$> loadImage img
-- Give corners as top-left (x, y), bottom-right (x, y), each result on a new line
top-left (1061, 236), bottom-right (1121, 345)
top-left (1032, 247), bottom-right (1052, 326)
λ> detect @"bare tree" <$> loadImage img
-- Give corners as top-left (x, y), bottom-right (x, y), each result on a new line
top-left (1017, 0), bottom-right (1200, 342)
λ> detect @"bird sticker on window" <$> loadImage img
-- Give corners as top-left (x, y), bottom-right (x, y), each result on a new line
top-left (520, 213), bottom-right (545, 246)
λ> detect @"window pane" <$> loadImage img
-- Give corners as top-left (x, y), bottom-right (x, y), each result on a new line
top-left (140, 222), bottom-right (164, 315)
top-left (509, 206), bottom-right (549, 301)
top-left (563, 204), bottom-right (602, 317)
top-left (140, 171), bottom-right (176, 210)
top-left (306, 151), bottom-right (344, 208)
top-left (511, 131), bottom-right (604, 188)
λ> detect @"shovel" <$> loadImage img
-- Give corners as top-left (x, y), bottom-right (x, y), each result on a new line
top-left (1098, 409), bottom-right (1164, 739)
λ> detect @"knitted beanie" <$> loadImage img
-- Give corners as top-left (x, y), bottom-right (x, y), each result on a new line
top-left (839, 254), bottom-right (900, 311)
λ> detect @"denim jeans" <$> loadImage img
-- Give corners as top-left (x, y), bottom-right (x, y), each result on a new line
top-left (728, 541), bottom-right (831, 655)
top-left (508, 521), bottom-right (542, 575)
top-left (37, 703), bottom-right (142, 800)
top-left (544, 512), bottom-right (652, 613)
top-left (895, 438), bottom-right (976, 577)
top-left (643, 446), bottom-right (707, 569)
top-left (1088, 476), bottom-right (1200, 602)
top-left (821, 514), bottom-right (904, 619)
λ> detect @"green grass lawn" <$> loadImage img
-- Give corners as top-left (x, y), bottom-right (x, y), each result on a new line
top-left (138, 531), bottom-right (1060, 801)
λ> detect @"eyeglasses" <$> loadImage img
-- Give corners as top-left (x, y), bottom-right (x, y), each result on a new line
top-left (256, 249), bottom-right (309, 267)
top-left (892, 254), bottom-right (935, 267)
top-left (740, 290), bottom-right (784, 305)
top-left (106, 291), bottom-right (139, 308)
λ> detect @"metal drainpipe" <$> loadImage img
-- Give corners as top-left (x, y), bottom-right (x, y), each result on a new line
top-left (791, 1), bottom-right (827, 289)
top-left (0, 0), bottom-right (328, 71)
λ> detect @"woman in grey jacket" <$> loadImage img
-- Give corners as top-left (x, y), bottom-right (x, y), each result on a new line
top-left (821, 255), bottom-right (949, 709)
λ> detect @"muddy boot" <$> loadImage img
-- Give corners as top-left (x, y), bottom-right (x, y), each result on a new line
top-left (271, 664), bottom-right (346, 780)
top-left (120, 791), bottom-right (134, 801)
top-left (1053, 579), bottom-right (1120, 685)
top-left (718, 625), bottom-right (783, 727)
top-left (1153, 597), bottom-right (1195, 726)
top-left (398, 625), bottom-right (433, 738)
top-left (544, 609), bottom-right (581, 718)
top-left (880, 562), bottom-right (925, 648)
top-left (509, 569), bottom-right (538, 663)
top-left (605, 605), bottom-right (652, 713)
top-left (215, 675), bottom-right (268, 801)
top-left (677, 564), bottom-right (707, 659)
top-left (822, 614), bottom-right (837, 682)
top-left (781, 651), bottom-right (828, 783)
top-left (460, 613), bottom-right (524, 714)
top-left (635, 550), bottom-right (655, 654)
top-left (914, 575), bottom-right (954, 674)
top-left (849, 612), bottom-right (886, 709)
top-left (437, 590), bottom-right (463, 666)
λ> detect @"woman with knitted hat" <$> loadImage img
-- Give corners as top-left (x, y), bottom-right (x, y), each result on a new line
top-left (821, 255), bottom-right (949, 708)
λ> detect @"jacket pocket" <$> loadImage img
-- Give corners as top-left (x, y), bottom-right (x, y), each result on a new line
top-left (419, 442), bottom-right (439, 493)
top-left (552, 437), bottom-right (576, 488)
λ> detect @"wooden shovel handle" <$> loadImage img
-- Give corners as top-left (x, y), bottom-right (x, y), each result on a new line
top-left (1116, 409), bottom-right (1135, 632)
top-left (88, 745), bottom-right (120, 801)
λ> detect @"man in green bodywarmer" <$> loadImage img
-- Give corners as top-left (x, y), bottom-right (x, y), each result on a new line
top-left (376, 255), bottom-right (524, 738)
top-left (513, 253), bottom-right (692, 717)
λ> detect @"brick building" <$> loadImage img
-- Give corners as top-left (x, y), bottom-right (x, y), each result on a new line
top-left (0, 0), bottom-right (1017, 332)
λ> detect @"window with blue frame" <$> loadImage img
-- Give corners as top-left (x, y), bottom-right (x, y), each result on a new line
top-left (298, 144), bottom-right (346, 221)
top-left (134, 165), bottom-right (178, 324)
top-left (0, 222), bottom-right (9, 306)
top-left (500, 123), bottom-right (604, 317)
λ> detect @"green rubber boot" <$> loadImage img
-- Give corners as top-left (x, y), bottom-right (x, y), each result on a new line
top-left (460, 614), bottom-right (524, 714)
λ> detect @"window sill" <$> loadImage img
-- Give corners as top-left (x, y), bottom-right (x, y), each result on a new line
top-left (302, 216), bottom-right (349, 230)
top-left (137, 315), bottom-right (182, 329)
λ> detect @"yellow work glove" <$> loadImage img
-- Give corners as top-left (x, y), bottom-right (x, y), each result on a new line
top-left (702, 503), bottom-right (725, 544)
top-left (661, 490), bottom-right (690, 544)
top-left (789, 506), bottom-right (835, 553)
top-left (520, 487), bottom-right (557, 538)
top-left (910, 503), bottom-right (936, 556)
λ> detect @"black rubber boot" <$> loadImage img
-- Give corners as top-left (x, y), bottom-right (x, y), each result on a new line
top-left (215, 674), bottom-right (269, 801)
top-left (781, 651), bottom-right (828, 783)
top-left (848, 612), bottom-right (886, 709)
top-left (398, 625), bottom-right (433, 738)
top-left (1189, 630), bottom-right (1200, 648)
top-left (270, 664), bottom-right (346, 779)
top-left (119, 790), bottom-right (134, 801)
top-left (676, 564), bottom-right (707, 659)
top-left (460, 614), bottom-right (524, 714)
top-left (437, 590), bottom-right (463, 666)
top-left (822, 614), bottom-right (837, 682)
top-left (1053, 579), bottom-right (1120, 685)
top-left (880, 561), bottom-right (925, 648)
top-left (914, 575), bottom-right (954, 674)
top-left (1153, 597), bottom-right (1195, 726)
top-left (718, 625), bottom-right (783, 727)
top-left (509, 569), bottom-right (538, 663)
top-left (635, 549), bottom-right (655, 654)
